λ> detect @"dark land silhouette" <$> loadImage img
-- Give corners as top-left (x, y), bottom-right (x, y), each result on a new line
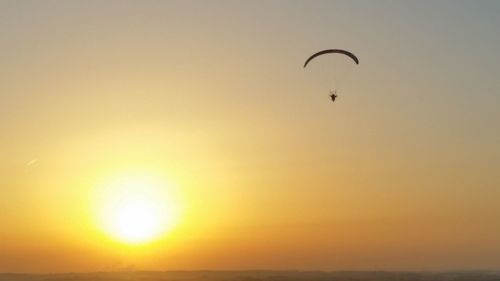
top-left (2, 271), bottom-right (500, 281)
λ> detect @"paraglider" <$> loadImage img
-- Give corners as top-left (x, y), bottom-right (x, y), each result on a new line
top-left (329, 90), bottom-right (338, 103)
top-left (304, 49), bottom-right (359, 103)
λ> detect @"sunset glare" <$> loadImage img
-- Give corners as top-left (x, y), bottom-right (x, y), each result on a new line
top-left (95, 172), bottom-right (180, 244)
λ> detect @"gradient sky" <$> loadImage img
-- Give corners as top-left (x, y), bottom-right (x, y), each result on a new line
top-left (1, 0), bottom-right (499, 273)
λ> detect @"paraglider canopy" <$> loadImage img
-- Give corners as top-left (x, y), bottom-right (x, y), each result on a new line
top-left (303, 49), bottom-right (359, 68)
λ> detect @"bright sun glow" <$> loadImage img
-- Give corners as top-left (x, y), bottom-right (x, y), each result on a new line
top-left (95, 171), bottom-right (181, 244)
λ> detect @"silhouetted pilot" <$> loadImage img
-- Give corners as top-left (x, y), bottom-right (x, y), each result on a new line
top-left (329, 90), bottom-right (338, 102)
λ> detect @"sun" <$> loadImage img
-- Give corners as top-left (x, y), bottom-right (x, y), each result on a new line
top-left (95, 171), bottom-right (181, 244)
top-left (107, 195), bottom-right (161, 243)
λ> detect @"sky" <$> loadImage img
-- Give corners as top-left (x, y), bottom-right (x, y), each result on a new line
top-left (0, 0), bottom-right (499, 273)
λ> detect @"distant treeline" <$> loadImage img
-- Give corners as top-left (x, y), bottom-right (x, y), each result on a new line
top-left (1, 271), bottom-right (500, 281)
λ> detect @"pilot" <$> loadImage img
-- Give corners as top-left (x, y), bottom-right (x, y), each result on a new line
top-left (329, 90), bottom-right (338, 102)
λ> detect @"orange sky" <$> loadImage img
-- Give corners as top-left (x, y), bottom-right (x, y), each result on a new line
top-left (1, 0), bottom-right (499, 272)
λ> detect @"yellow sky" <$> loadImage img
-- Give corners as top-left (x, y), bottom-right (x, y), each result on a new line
top-left (1, 0), bottom-right (500, 273)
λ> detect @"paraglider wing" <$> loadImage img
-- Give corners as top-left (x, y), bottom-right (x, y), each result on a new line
top-left (303, 49), bottom-right (359, 68)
